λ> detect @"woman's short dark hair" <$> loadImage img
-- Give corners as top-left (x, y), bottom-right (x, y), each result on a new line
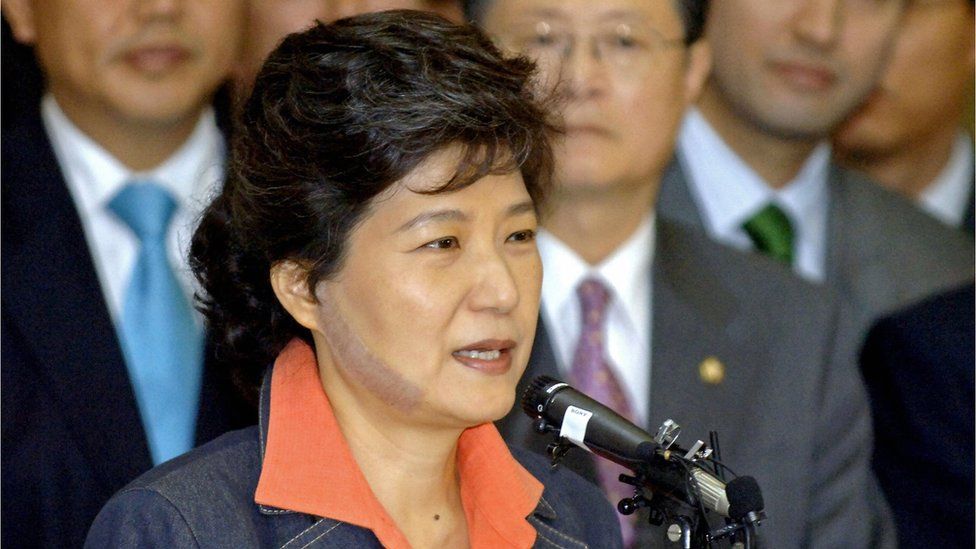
top-left (190, 10), bottom-right (557, 399)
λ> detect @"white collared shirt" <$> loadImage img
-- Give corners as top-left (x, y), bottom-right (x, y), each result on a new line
top-left (538, 216), bottom-right (655, 425)
top-left (919, 132), bottom-right (974, 229)
top-left (41, 94), bottom-right (225, 325)
top-left (677, 108), bottom-right (830, 282)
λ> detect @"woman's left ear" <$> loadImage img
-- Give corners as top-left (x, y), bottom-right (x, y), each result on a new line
top-left (683, 38), bottom-right (713, 105)
top-left (270, 261), bottom-right (321, 332)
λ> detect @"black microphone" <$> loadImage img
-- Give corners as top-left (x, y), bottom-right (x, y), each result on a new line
top-left (521, 375), bottom-right (764, 520)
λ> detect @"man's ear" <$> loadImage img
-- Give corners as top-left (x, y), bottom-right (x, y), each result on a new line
top-left (683, 38), bottom-right (712, 105)
top-left (270, 261), bottom-right (320, 333)
top-left (3, 0), bottom-right (38, 45)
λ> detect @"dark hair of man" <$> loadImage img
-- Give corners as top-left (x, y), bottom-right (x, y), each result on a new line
top-left (190, 10), bottom-right (557, 399)
top-left (462, 0), bottom-right (709, 44)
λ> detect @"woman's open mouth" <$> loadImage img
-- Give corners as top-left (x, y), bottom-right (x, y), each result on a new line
top-left (452, 339), bottom-right (515, 375)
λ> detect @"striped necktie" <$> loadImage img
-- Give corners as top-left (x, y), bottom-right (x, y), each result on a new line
top-left (109, 181), bottom-right (204, 465)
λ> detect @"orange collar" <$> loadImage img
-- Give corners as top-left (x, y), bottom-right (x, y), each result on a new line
top-left (254, 339), bottom-right (544, 548)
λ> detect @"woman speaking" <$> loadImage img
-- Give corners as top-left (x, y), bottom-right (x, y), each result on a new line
top-left (85, 10), bottom-right (621, 549)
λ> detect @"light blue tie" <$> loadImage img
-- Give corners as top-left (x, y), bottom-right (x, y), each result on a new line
top-left (109, 182), bottom-right (203, 465)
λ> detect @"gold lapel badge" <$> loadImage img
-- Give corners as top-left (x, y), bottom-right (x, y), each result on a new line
top-left (698, 356), bottom-right (725, 385)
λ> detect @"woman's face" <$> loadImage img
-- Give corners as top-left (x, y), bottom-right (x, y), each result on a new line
top-left (299, 148), bottom-right (542, 429)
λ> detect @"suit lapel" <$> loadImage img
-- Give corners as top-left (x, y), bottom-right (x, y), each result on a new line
top-left (1, 114), bottom-right (153, 489)
top-left (657, 156), bottom-right (709, 231)
top-left (824, 166), bottom-right (903, 317)
top-left (650, 222), bottom-right (757, 453)
top-left (824, 164), bottom-right (855, 292)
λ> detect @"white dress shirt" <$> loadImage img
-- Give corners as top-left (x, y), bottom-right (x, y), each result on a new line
top-left (919, 132), bottom-right (974, 229)
top-left (41, 95), bottom-right (225, 326)
top-left (538, 216), bottom-right (655, 425)
top-left (677, 108), bottom-right (830, 282)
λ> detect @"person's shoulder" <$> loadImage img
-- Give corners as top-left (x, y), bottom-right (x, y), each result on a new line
top-left (833, 165), bottom-right (974, 262)
top-left (659, 219), bottom-right (833, 313)
top-left (106, 426), bottom-right (261, 520)
top-left (510, 446), bottom-right (624, 548)
top-left (128, 426), bottom-right (261, 494)
top-left (86, 427), bottom-right (263, 548)
top-left (882, 282), bottom-right (974, 331)
top-left (865, 282), bottom-right (975, 367)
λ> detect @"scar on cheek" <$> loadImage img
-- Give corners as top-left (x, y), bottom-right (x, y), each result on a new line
top-left (316, 288), bottom-right (424, 412)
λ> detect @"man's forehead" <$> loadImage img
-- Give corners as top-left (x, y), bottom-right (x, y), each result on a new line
top-left (488, 0), bottom-right (680, 23)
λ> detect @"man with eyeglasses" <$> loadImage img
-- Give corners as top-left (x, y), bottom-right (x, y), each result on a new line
top-left (468, 0), bottom-right (891, 546)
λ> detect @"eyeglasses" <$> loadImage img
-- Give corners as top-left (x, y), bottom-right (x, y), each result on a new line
top-left (499, 21), bottom-right (686, 71)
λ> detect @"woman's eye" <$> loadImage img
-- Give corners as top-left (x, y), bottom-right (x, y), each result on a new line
top-left (507, 229), bottom-right (537, 243)
top-left (423, 237), bottom-right (459, 250)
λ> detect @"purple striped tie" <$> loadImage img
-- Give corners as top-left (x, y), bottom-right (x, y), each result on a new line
top-left (569, 278), bottom-right (637, 546)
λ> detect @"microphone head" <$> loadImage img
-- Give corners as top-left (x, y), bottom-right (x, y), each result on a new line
top-left (520, 375), bottom-right (561, 418)
top-left (726, 476), bottom-right (764, 520)
top-left (635, 441), bottom-right (658, 463)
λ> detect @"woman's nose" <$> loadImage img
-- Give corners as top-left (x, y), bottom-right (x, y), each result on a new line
top-left (467, 250), bottom-right (520, 314)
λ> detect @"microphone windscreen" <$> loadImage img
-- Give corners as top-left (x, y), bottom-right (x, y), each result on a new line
top-left (726, 476), bottom-right (764, 519)
top-left (635, 441), bottom-right (658, 463)
top-left (521, 375), bottom-right (560, 418)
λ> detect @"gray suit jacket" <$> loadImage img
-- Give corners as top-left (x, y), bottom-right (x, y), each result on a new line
top-left (499, 220), bottom-right (883, 548)
top-left (658, 159), bottom-right (975, 332)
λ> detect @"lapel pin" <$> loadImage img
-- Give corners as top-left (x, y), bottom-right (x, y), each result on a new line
top-left (698, 356), bottom-right (725, 385)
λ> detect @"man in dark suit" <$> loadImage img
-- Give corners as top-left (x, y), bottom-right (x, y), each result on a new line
top-left (658, 1), bottom-right (973, 328)
top-left (860, 283), bottom-right (975, 548)
top-left (470, 0), bottom-right (891, 546)
top-left (833, 0), bottom-right (974, 234)
top-left (1, 1), bottom-right (253, 547)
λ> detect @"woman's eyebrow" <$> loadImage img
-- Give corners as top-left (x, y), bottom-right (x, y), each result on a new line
top-left (396, 209), bottom-right (468, 232)
top-left (506, 201), bottom-right (536, 218)
top-left (396, 200), bottom-right (535, 233)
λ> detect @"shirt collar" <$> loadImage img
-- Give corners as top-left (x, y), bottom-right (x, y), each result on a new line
top-left (254, 339), bottom-right (544, 548)
top-left (777, 144), bottom-right (830, 249)
top-left (40, 93), bottom-right (224, 214)
top-left (596, 215), bottom-right (655, 339)
top-left (538, 214), bottom-right (655, 340)
top-left (919, 131), bottom-right (975, 227)
top-left (678, 108), bottom-right (830, 234)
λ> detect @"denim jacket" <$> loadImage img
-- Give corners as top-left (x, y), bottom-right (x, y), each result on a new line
top-left (85, 371), bottom-right (623, 548)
